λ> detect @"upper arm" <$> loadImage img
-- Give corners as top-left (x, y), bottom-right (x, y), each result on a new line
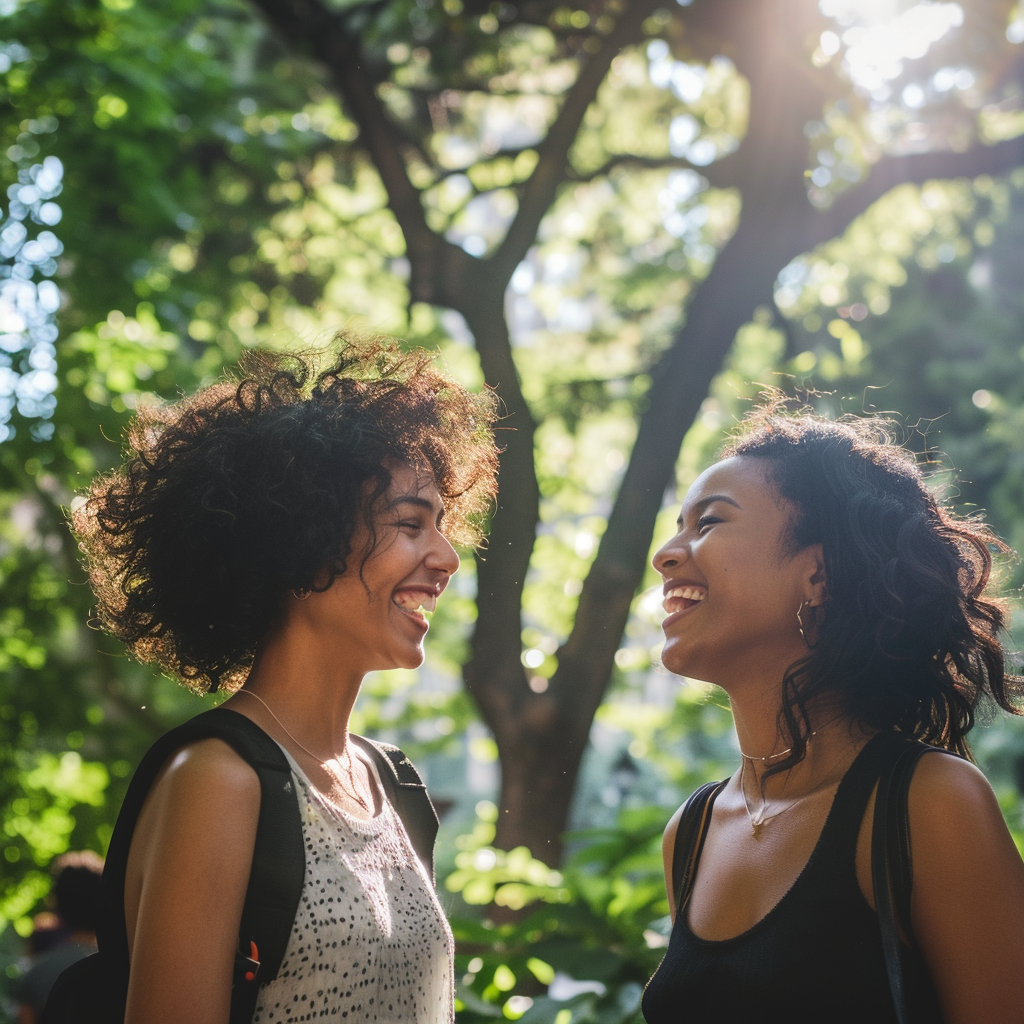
top-left (662, 805), bottom-right (685, 923)
top-left (908, 753), bottom-right (1024, 1024)
top-left (124, 739), bottom-right (261, 1024)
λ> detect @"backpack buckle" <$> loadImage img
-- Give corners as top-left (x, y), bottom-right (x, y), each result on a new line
top-left (233, 940), bottom-right (260, 987)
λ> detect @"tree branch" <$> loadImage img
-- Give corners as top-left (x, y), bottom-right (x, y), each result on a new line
top-left (489, 0), bottom-right (665, 286)
top-left (807, 134), bottom-right (1024, 250)
top-left (568, 152), bottom-right (725, 187)
top-left (248, 0), bottom-right (482, 306)
top-left (248, 0), bottom-right (446, 259)
top-left (404, 84), bottom-right (577, 100)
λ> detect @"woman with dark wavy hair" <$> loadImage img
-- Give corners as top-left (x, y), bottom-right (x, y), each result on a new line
top-left (68, 336), bottom-right (497, 1024)
top-left (642, 399), bottom-right (1024, 1024)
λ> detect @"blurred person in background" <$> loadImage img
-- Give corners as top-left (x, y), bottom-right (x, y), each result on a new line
top-left (16, 850), bottom-right (104, 1023)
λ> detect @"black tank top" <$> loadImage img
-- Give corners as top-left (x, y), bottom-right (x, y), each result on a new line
top-left (642, 733), bottom-right (943, 1023)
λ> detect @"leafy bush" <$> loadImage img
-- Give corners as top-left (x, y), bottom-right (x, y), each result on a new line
top-left (446, 803), bottom-right (675, 1024)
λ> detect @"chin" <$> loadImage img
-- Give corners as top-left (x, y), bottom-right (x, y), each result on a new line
top-left (661, 653), bottom-right (718, 686)
top-left (659, 643), bottom-right (693, 678)
top-left (397, 647), bottom-right (426, 670)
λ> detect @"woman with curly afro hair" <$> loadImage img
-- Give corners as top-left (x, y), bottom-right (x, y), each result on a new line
top-left (69, 336), bottom-right (498, 1024)
top-left (642, 397), bottom-right (1024, 1024)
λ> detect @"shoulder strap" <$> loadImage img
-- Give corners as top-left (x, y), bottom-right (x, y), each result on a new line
top-left (351, 735), bottom-right (439, 883)
top-left (671, 780), bottom-right (725, 913)
top-left (194, 710), bottom-right (305, 1024)
top-left (870, 740), bottom-right (934, 1024)
top-left (96, 707), bottom-right (305, 1024)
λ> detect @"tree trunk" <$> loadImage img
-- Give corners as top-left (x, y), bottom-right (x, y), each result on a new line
top-left (246, 0), bottom-right (1024, 866)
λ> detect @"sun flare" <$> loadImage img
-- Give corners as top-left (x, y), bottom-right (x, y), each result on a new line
top-left (819, 0), bottom-right (966, 98)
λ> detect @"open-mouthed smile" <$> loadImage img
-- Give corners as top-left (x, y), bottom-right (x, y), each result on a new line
top-left (662, 583), bottom-right (706, 621)
top-left (392, 587), bottom-right (439, 630)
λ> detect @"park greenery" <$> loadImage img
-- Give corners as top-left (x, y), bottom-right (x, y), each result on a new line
top-left (2, 0), bottom-right (1024, 1019)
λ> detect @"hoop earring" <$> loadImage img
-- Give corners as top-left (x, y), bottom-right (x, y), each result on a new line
top-left (292, 586), bottom-right (311, 601)
top-left (796, 600), bottom-right (815, 649)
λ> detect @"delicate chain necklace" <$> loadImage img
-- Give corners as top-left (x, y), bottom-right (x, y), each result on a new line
top-left (737, 715), bottom-right (847, 836)
top-left (737, 714), bottom-right (846, 763)
top-left (739, 756), bottom-right (799, 836)
top-left (739, 743), bottom-right (794, 764)
top-left (234, 690), bottom-right (370, 813)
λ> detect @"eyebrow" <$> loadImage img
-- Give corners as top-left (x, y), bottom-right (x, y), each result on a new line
top-left (677, 493), bottom-right (741, 525)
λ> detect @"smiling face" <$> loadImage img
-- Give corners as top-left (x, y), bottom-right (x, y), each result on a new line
top-left (303, 462), bottom-right (459, 675)
top-left (652, 456), bottom-right (825, 690)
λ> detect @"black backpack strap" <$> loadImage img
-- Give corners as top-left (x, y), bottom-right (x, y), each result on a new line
top-left (870, 740), bottom-right (937, 1024)
top-left (197, 710), bottom-right (305, 1024)
top-left (94, 707), bottom-right (305, 1024)
top-left (351, 735), bottom-right (439, 883)
top-left (670, 779), bottom-right (725, 913)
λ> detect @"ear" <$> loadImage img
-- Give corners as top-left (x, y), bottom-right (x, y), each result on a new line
top-left (801, 543), bottom-right (828, 608)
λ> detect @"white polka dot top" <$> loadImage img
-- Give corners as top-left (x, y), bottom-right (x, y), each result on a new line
top-left (252, 748), bottom-right (455, 1024)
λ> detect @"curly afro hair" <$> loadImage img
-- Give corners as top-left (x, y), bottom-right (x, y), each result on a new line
top-left (73, 336), bottom-right (499, 693)
top-left (722, 395), bottom-right (1022, 771)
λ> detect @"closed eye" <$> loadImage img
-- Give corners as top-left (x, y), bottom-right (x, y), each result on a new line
top-left (696, 514), bottom-right (721, 534)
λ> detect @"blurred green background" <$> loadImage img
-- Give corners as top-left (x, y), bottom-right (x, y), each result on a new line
top-left (2, 0), bottom-right (1024, 1020)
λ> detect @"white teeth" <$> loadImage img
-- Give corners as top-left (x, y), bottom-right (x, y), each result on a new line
top-left (666, 586), bottom-right (705, 602)
top-left (394, 591), bottom-right (437, 614)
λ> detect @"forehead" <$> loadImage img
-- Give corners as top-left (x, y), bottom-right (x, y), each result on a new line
top-left (680, 456), bottom-right (783, 516)
top-left (383, 462), bottom-right (443, 509)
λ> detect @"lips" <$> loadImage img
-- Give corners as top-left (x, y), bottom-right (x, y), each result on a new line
top-left (662, 583), bottom-right (706, 616)
top-left (392, 587), bottom-right (439, 628)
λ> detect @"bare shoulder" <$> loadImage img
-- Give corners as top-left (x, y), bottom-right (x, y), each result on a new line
top-left (660, 802), bottom-right (687, 921)
top-left (155, 737), bottom-right (262, 798)
top-left (911, 747), bottom-right (994, 793)
top-left (905, 752), bottom-right (1024, 1023)
top-left (126, 738), bottom-right (262, 949)
top-left (124, 740), bottom-right (263, 1023)
top-left (129, 738), bottom-right (261, 884)
top-left (662, 781), bottom-right (728, 865)
top-left (906, 748), bottom-right (1024, 897)
top-left (907, 750), bottom-right (1009, 844)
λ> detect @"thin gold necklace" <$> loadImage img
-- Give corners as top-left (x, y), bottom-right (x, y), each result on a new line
top-left (737, 713), bottom-right (846, 763)
top-left (738, 718), bottom-right (851, 836)
top-left (739, 756), bottom-right (798, 836)
top-left (234, 689), bottom-right (370, 813)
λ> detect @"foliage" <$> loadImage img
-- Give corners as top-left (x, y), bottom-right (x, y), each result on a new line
top-left (0, 0), bottom-right (344, 949)
top-left (0, 751), bottom-right (107, 933)
top-left (446, 802), bottom-right (672, 1024)
top-left (774, 170), bottom-right (1024, 569)
top-left (1, 2), bottom-right (1024, 1011)
top-left (441, 684), bottom-right (742, 1022)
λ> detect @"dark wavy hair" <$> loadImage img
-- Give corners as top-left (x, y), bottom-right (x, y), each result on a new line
top-left (73, 336), bottom-right (499, 693)
top-left (722, 396), bottom-right (1022, 771)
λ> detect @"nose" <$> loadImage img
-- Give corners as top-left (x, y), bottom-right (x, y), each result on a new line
top-left (652, 531), bottom-right (689, 575)
top-left (429, 529), bottom-right (460, 578)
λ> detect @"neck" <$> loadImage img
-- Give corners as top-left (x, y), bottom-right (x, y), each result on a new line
top-left (229, 621), bottom-right (365, 753)
top-left (729, 690), bottom-right (859, 795)
top-left (705, 638), bottom-right (809, 750)
top-left (727, 682), bottom-right (792, 764)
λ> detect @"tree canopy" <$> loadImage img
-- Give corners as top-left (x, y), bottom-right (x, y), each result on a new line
top-left (2, 5), bottom-right (1024, 1007)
